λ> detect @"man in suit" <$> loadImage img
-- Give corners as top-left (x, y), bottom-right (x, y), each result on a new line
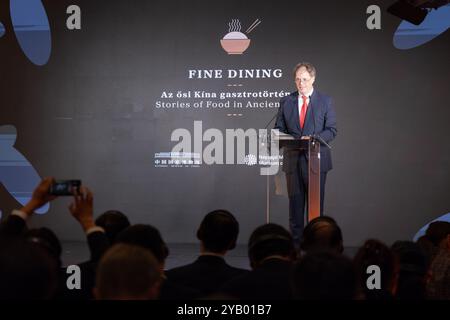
top-left (274, 62), bottom-right (337, 246)
top-left (219, 223), bottom-right (297, 300)
top-left (166, 210), bottom-right (248, 297)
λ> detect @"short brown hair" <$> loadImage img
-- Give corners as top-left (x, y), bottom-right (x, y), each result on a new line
top-left (293, 62), bottom-right (316, 79)
top-left (96, 244), bottom-right (162, 299)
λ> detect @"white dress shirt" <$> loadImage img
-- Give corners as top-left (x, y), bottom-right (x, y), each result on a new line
top-left (298, 87), bottom-right (314, 119)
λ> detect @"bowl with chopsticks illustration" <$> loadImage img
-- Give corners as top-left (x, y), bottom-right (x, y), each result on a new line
top-left (220, 18), bottom-right (261, 55)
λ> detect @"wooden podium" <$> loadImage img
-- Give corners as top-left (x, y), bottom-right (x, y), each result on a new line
top-left (272, 130), bottom-right (321, 222)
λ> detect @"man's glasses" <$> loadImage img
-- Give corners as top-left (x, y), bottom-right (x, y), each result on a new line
top-left (295, 78), bottom-right (312, 83)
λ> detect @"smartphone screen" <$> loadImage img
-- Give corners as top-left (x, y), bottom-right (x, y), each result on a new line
top-left (49, 180), bottom-right (81, 196)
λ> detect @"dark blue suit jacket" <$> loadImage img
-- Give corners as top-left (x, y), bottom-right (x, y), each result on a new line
top-left (274, 90), bottom-right (337, 173)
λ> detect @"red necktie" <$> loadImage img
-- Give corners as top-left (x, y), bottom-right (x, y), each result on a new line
top-left (300, 95), bottom-right (308, 129)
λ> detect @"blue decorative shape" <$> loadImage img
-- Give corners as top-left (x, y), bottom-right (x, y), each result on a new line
top-left (394, 4), bottom-right (450, 49)
top-left (0, 21), bottom-right (5, 38)
top-left (0, 126), bottom-right (49, 214)
top-left (413, 213), bottom-right (450, 241)
top-left (10, 0), bottom-right (51, 65)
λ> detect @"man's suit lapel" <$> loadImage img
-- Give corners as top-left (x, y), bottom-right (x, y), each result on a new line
top-left (288, 93), bottom-right (301, 135)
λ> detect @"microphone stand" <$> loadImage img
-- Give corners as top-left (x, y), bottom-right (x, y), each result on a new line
top-left (261, 111), bottom-right (279, 223)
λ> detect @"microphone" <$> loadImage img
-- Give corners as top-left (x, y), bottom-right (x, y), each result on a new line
top-left (263, 111), bottom-right (278, 130)
top-left (311, 133), bottom-right (332, 149)
top-left (261, 110), bottom-right (280, 151)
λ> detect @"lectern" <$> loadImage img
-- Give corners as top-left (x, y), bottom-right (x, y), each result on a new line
top-left (271, 130), bottom-right (322, 222)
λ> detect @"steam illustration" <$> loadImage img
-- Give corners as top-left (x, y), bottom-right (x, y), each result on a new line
top-left (228, 19), bottom-right (242, 32)
top-left (220, 18), bottom-right (261, 54)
